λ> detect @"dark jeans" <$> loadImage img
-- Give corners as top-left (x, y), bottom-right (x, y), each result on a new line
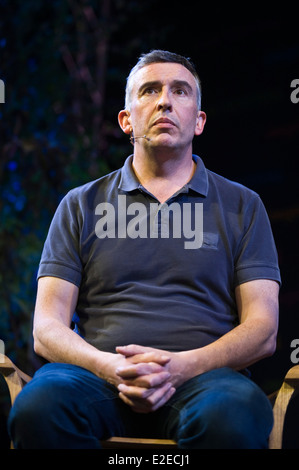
top-left (8, 363), bottom-right (273, 449)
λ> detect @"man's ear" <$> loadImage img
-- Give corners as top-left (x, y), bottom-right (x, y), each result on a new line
top-left (118, 110), bottom-right (132, 135)
top-left (194, 111), bottom-right (207, 136)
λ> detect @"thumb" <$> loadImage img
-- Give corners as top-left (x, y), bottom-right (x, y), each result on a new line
top-left (116, 344), bottom-right (171, 365)
top-left (116, 344), bottom-right (146, 357)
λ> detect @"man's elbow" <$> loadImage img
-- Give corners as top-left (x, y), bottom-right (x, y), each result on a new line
top-left (263, 330), bottom-right (278, 358)
top-left (32, 324), bottom-right (46, 358)
top-left (33, 333), bottom-right (42, 357)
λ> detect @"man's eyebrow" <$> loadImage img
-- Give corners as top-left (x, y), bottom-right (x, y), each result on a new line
top-left (137, 80), bottom-right (194, 95)
top-left (137, 81), bottom-right (162, 95)
top-left (171, 80), bottom-right (193, 93)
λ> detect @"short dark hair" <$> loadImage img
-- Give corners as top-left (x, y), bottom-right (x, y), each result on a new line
top-left (125, 50), bottom-right (202, 110)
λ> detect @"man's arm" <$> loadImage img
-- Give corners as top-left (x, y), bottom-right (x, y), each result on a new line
top-left (116, 279), bottom-right (279, 410)
top-left (33, 276), bottom-right (113, 379)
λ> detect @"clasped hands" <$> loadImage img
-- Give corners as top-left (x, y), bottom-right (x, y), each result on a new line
top-left (113, 344), bottom-right (183, 414)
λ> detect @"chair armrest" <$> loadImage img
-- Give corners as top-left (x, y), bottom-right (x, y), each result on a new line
top-left (268, 365), bottom-right (299, 449)
top-left (0, 354), bottom-right (32, 406)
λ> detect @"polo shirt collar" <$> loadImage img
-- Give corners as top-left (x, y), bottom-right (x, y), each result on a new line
top-left (188, 154), bottom-right (209, 197)
top-left (118, 155), bottom-right (139, 192)
top-left (119, 154), bottom-right (209, 197)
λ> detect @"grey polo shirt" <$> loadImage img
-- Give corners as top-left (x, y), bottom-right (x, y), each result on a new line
top-left (37, 155), bottom-right (281, 353)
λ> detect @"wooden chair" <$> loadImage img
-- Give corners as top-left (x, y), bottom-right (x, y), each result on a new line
top-left (1, 353), bottom-right (298, 449)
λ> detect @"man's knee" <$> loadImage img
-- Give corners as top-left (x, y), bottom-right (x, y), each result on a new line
top-left (197, 389), bottom-right (271, 448)
top-left (8, 363), bottom-right (126, 448)
top-left (8, 371), bottom-right (69, 445)
top-left (176, 369), bottom-right (273, 449)
top-left (8, 364), bottom-right (100, 448)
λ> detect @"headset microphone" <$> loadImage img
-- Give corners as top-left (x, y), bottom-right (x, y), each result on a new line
top-left (130, 134), bottom-right (151, 144)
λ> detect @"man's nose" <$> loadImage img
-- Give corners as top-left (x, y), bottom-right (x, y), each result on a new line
top-left (156, 89), bottom-right (172, 111)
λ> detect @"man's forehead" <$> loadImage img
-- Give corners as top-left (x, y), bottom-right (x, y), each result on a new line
top-left (131, 62), bottom-right (197, 90)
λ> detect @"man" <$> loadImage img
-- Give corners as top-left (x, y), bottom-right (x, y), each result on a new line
top-left (9, 50), bottom-right (280, 448)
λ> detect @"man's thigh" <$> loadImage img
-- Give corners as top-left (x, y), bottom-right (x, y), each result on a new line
top-left (8, 362), bottom-right (141, 448)
top-left (157, 367), bottom-right (273, 449)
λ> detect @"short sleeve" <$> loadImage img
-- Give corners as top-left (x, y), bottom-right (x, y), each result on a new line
top-left (37, 191), bottom-right (83, 287)
top-left (233, 195), bottom-right (281, 287)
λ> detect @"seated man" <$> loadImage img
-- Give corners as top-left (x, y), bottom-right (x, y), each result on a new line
top-left (8, 50), bottom-right (281, 449)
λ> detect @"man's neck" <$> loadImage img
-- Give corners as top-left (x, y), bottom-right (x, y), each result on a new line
top-left (131, 148), bottom-right (196, 203)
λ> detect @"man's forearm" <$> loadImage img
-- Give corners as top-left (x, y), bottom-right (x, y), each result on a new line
top-left (33, 318), bottom-right (172, 393)
top-left (33, 317), bottom-right (115, 381)
top-left (176, 317), bottom-right (277, 385)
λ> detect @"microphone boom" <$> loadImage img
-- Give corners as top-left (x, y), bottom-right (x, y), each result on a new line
top-left (130, 135), bottom-right (150, 144)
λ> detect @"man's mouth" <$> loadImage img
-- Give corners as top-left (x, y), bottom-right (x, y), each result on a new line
top-left (153, 117), bottom-right (176, 127)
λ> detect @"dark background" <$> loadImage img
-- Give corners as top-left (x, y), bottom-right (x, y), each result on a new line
top-left (0, 0), bottom-right (298, 394)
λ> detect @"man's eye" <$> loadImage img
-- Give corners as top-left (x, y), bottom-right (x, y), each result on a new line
top-left (175, 89), bottom-right (186, 96)
top-left (144, 88), bottom-right (156, 95)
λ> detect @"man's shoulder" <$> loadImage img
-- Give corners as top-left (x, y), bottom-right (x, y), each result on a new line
top-left (66, 166), bottom-right (122, 201)
top-left (206, 167), bottom-right (260, 201)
